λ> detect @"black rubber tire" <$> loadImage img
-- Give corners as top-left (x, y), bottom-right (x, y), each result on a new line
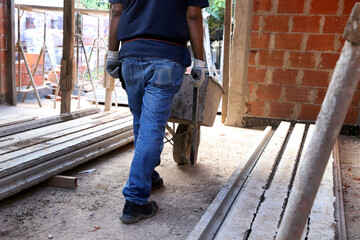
top-left (173, 124), bottom-right (200, 165)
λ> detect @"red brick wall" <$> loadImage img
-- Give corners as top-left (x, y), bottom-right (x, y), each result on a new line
top-left (0, 1), bottom-right (6, 100)
top-left (246, 0), bottom-right (360, 124)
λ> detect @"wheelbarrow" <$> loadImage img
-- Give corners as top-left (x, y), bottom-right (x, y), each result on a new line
top-left (166, 74), bottom-right (224, 165)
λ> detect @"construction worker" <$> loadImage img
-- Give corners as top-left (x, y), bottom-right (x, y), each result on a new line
top-left (106, 0), bottom-right (209, 224)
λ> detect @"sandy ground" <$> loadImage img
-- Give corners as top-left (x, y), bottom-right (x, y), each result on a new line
top-left (0, 99), bottom-right (359, 239)
top-left (0, 100), bottom-right (264, 240)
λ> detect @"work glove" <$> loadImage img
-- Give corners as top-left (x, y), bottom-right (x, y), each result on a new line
top-left (105, 50), bottom-right (120, 79)
top-left (189, 59), bottom-right (205, 88)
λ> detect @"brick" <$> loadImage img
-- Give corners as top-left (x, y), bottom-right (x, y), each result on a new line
top-left (251, 32), bottom-right (270, 49)
top-left (263, 15), bottom-right (290, 32)
top-left (269, 102), bottom-right (295, 119)
top-left (0, 50), bottom-right (5, 63)
top-left (284, 86), bottom-right (313, 103)
top-left (0, 35), bottom-right (5, 50)
top-left (249, 50), bottom-right (257, 65)
top-left (272, 68), bottom-right (298, 85)
top-left (314, 88), bottom-right (327, 104)
top-left (258, 50), bottom-right (284, 67)
top-left (343, 0), bottom-right (359, 15)
top-left (299, 104), bottom-right (321, 120)
top-left (337, 37), bottom-right (346, 52)
top-left (310, 0), bottom-right (340, 14)
top-left (0, 5), bottom-right (6, 20)
top-left (275, 33), bottom-right (303, 50)
top-left (344, 107), bottom-right (359, 124)
top-left (246, 100), bottom-right (266, 116)
top-left (247, 67), bottom-right (267, 83)
top-left (278, 0), bottom-right (305, 13)
top-left (0, 20), bottom-right (5, 35)
top-left (323, 16), bottom-right (349, 34)
top-left (319, 53), bottom-right (340, 69)
top-left (302, 70), bottom-right (329, 87)
top-left (252, 15), bottom-right (261, 31)
top-left (351, 90), bottom-right (360, 107)
top-left (253, 0), bottom-right (272, 12)
top-left (289, 52), bottom-right (316, 69)
top-left (1, 65), bottom-right (6, 94)
top-left (292, 16), bottom-right (322, 33)
top-left (306, 34), bottom-right (335, 51)
top-left (256, 84), bottom-right (282, 101)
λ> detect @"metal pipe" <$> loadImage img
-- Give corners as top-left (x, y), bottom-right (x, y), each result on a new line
top-left (276, 7), bottom-right (360, 237)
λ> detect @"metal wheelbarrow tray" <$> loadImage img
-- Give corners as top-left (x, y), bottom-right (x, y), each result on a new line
top-left (169, 75), bottom-right (224, 127)
top-left (167, 75), bottom-right (224, 165)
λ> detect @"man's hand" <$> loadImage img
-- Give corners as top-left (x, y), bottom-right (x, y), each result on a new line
top-left (189, 59), bottom-right (205, 87)
top-left (106, 50), bottom-right (120, 79)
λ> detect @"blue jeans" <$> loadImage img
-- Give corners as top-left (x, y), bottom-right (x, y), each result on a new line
top-left (121, 57), bottom-right (185, 205)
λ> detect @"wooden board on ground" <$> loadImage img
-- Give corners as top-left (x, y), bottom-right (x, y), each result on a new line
top-left (214, 121), bottom-right (291, 239)
top-left (0, 116), bottom-right (38, 128)
top-left (86, 87), bottom-right (128, 106)
top-left (0, 108), bottom-right (100, 137)
top-left (44, 175), bottom-right (77, 189)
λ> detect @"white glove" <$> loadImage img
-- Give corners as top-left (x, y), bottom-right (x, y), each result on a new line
top-left (189, 59), bottom-right (205, 88)
top-left (105, 51), bottom-right (120, 79)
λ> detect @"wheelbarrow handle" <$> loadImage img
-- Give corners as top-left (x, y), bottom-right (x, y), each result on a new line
top-left (190, 86), bottom-right (199, 165)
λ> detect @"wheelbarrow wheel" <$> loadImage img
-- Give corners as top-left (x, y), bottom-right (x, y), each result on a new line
top-left (173, 124), bottom-right (200, 165)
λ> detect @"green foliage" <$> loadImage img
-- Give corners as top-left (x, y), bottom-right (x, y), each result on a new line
top-left (77, 0), bottom-right (110, 10)
top-left (207, 0), bottom-right (226, 40)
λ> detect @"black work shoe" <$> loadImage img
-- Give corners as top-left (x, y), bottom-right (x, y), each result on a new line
top-left (151, 177), bottom-right (164, 190)
top-left (120, 200), bottom-right (158, 224)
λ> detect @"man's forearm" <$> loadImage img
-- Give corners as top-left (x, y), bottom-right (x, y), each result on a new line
top-left (108, 3), bottom-right (123, 51)
top-left (187, 6), bottom-right (204, 61)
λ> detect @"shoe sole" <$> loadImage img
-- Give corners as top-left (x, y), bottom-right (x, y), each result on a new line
top-left (120, 202), bottom-right (158, 224)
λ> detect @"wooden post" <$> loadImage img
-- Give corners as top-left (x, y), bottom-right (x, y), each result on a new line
top-left (60, 0), bottom-right (75, 114)
top-left (6, 0), bottom-right (16, 106)
top-left (104, 5), bottom-right (115, 111)
top-left (221, 0), bottom-right (232, 123)
top-left (225, 0), bottom-right (253, 126)
top-left (276, 4), bottom-right (360, 239)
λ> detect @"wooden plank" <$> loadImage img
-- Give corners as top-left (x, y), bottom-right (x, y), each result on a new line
top-left (60, 0), bottom-right (75, 113)
top-left (44, 175), bottom-right (77, 189)
top-left (249, 124), bottom-right (306, 239)
top-left (6, 0), bottom-right (16, 106)
top-left (0, 116), bottom-right (132, 162)
top-left (0, 111), bottom-right (130, 152)
top-left (187, 126), bottom-right (273, 240)
top-left (214, 122), bottom-right (291, 239)
top-left (221, 0), bottom-right (232, 123)
top-left (15, 4), bottom-right (109, 15)
top-left (0, 119), bottom-right (133, 178)
top-left (0, 116), bottom-right (37, 128)
top-left (0, 108), bottom-right (100, 137)
top-left (0, 130), bottom-right (133, 200)
top-left (225, 0), bottom-right (253, 126)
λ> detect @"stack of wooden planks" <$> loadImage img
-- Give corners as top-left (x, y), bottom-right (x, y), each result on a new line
top-left (0, 109), bottom-right (134, 200)
top-left (188, 122), bottom-right (344, 240)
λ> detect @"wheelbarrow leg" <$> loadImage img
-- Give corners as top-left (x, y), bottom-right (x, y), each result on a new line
top-left (190, 86), bottom-right (199, 165)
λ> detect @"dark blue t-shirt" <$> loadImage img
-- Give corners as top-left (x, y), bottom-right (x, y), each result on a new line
top-left (109, 0), bottom-right (209, 66)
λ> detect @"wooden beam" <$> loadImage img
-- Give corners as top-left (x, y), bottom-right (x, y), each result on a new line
top-left (6, 0), bottom-right (16, 106)
top-left (221, 0), bottom-right (232, 123)
top-left (0, 108), bottom-right (100, 137)
top-left (60, 0), bottom-right (75, 114)
top-left (44, 175), bottom-right (77, 189)
top-left (0, 130), bottom-right (134, 200)
top-left (225, 0), bottom-right (253, 126)
top-left (14, 4), bottom-right (109, 15)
